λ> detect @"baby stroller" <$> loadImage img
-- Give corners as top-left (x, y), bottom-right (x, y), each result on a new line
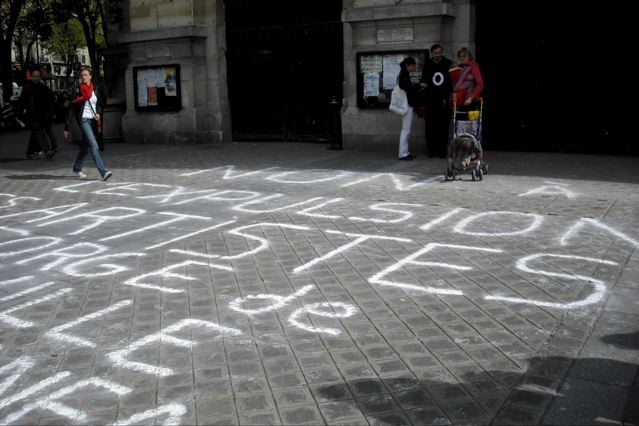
top-left (445, 98), bottom-right (488, 181)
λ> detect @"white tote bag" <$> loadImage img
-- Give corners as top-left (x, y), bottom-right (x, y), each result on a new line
top-left (389, 85), bottom-right (409, 116)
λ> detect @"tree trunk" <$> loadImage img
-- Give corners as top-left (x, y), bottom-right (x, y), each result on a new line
top-left (1, 46), bottom-right (12, 104)
top-left (78, 17), bottom-right (99, 73)
top-left (1, 0), bottom-right (26, 103)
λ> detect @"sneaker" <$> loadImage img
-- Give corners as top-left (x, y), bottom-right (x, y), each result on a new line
top-left (102, 170), bottom-right (112, 181)
top-left (398, 154), bottom-right (414, 161)
top-left (75, 171), bottom-right (87, 179)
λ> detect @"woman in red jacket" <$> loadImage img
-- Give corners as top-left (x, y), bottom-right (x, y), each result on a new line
top-left (451, 47), bottom-right (484, 107)
top-left (64, 68), bottom-right (112, 181)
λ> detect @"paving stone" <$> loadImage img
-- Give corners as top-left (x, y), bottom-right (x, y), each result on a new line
top-left (238, 410), bottom-right (282, 425)
top-left (273, 388), bottom-right (315, 407)
top-left (318, 400), bottom-right (364, 422)
top-left (1, 136), bottom-right (638, 425)
top-left (279, 404), bottom-right (324, 425)
top-left (404, 407), bottom-right (451, 425)
top-left (311, 383), bottom-right (354, 403)
top-left (357, 393), bottom-right (399, 415)
top-left (541, 377), bottom-right (628, 425)
top-left (268, 372), bottom-right (306, 390)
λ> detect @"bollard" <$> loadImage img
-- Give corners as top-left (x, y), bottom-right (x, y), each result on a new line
top-left (326, 95), bottom-right (343, 150)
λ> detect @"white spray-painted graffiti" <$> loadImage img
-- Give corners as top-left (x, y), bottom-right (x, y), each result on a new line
top-left (0, 171), bottom-right (636, 424)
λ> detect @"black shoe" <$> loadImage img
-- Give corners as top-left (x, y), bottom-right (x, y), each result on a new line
top-left (26, 151), bottom-right (44, 160)
top-left (45, 148), bottom-right (58, 160)
top-left (399, 155), bottom-right (414, 161)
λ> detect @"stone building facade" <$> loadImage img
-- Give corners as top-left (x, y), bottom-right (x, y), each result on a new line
top-left (107, 0), bottom-right (476, 152)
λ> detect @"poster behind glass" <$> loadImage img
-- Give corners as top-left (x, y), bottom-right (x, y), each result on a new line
top-left (356, 50), bottom-right (428, 109)
top-left (134, 64), bottom-right (182, 112)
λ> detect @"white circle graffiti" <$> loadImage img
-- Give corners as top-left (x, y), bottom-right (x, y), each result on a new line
top-left (432, 71), bottom-right (444, 86)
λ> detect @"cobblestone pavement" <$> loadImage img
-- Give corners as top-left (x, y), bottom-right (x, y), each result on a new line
top-left (1, 127), bottom-right (638, 425)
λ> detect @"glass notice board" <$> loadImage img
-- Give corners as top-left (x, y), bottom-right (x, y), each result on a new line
top-left (133, 64), bottom-right (182, 112)
top-left (356, 50), bottom-right (428, 109)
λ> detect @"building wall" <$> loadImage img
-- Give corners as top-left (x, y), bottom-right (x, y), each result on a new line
top-left (112, 0), bottom-right (475, 150)
top-left (341, 0), bottom-right (475, 153)
top-left (115, 0), bottom-right (230, 144)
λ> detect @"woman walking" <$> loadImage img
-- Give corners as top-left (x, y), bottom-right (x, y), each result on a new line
top-left (64, 67), bottom-right (112, 180)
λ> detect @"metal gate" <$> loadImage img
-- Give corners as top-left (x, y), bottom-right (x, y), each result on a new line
top-left (225, 0), bottom-right (343, 142)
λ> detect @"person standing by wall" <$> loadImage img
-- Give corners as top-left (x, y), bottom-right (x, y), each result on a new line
top-left (420, 44), bottom-right (453, 158)
top-left (452, 47), bottom-right (484, 109)
top-left (16, 68), bottom-right (59, 160)
top-left (64, 67), bottom-right (112, 181)
top-left (397, 57), bottom-right (420, 160)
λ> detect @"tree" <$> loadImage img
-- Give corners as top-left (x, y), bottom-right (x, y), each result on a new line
top-left (50, 0), bottom-right (105, 73)
top-left (13, 1), bottom-right (53, 76)
top-left (0, 0), bottom-right (26, 103)
top-left (42, 19), bottom-right (86, 65)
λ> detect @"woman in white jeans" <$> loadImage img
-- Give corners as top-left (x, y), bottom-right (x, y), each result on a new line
top-left (397, 57), bottom-right (421, 160)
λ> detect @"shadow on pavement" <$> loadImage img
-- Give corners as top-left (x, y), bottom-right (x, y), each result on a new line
top-left (315, 356), bottom-right (638, 425)
top-left (0, 158), bottom-right (28, 163)
top-left (601, 331), bottom-right (639, 350)
top-left (4, 174), bottom-right (80, 181)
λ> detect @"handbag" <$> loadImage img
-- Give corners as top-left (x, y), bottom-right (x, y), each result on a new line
top-left (87, 93), bottom-right (102, 134)
top-left (389, 85), bottom-right (409, 116)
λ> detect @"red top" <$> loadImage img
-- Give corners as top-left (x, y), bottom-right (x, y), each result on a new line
top-left (72, 82), bottom-right (94, 104)
top-left (451, 61), bottom-right (484, 105)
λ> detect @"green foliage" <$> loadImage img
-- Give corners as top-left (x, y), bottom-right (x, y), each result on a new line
top-left (42, 19), bottom-right (87, 60)
top-left (13, 1), bottom-right (54, 57)
top-left (49, 0), bottom-right (105, 70)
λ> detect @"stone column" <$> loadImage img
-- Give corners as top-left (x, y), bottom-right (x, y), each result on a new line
top-left (109, 0), bottom-right (228, 144)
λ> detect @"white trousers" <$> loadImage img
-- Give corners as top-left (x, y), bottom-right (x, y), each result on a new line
top-left (399, 107), bottom-right (413, 158)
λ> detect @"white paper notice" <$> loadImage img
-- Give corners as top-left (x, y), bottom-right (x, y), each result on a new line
top-left (137, 79), bottom-right (148, 107)
top-left (383, 55), bottom-right (402, 89)
top-left (165, 68), bottom-right (177, 97)
top-left (361, 56), bottom-right (383, 74)
top-left (364, 73), bottom-right (380, 97)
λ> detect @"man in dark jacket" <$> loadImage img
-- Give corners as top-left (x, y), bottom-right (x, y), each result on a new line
top-left (420, 44), bottom-right (453, 158)
top-left (16, 68), bottom-right (59, 160)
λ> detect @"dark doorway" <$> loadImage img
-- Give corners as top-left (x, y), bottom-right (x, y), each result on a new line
top-left (476, 3), bottom-right (626, 154)
top-left (225, 0), bottom-right (343, 142)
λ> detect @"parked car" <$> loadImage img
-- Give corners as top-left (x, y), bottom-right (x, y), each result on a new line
top-left (0, 83), bottom-right (22, 130)
top-left (0, 82), bottom-right (22, 105)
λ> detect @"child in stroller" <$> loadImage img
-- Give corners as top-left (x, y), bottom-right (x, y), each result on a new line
top-left (445, 133), bottom-right (486, 181)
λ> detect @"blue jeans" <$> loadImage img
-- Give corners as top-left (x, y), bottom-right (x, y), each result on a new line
top-left (73, 118), bottom-right (107, 177)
